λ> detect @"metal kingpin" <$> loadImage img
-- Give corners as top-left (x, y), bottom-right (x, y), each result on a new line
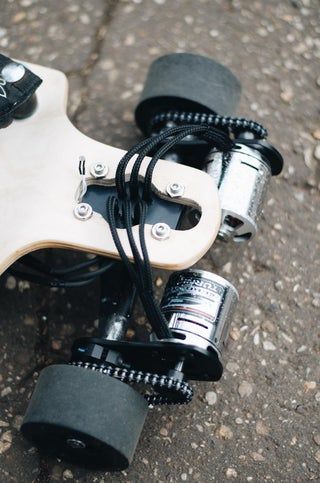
top-left (1, 62), bottom-right (26, 83)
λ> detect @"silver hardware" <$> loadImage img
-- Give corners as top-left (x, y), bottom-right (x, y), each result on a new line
top-left (90, 162), bottom-right (108, 179)
top-left (160, 269), bottom-right (238, 354)
top-left (66, 438), bottom-right (86, 449)
top-left (166, 182), bottom-right (185, 198)
top-left (1, 62), bottom-right (26, 83)
top-left (102, 314), bottom-right (128, 341)
top-left (206, 143), bottom-right (272, 242)
top-left (74, 202), bottom-right (93, 220)
top-left (151, 222), bottom-right (171, 240)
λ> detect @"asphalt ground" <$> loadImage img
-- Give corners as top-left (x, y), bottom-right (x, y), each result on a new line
top-left (0, 0), bottom-right (319, 481)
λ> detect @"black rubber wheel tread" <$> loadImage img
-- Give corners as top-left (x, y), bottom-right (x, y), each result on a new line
top-left (21, 364), bottom-right (148, 470)
top-left (135, 53), bottom-right (241, 133)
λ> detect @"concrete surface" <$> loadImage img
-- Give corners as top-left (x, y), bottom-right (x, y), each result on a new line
top-left (0, 0), bottom-right (319, 481)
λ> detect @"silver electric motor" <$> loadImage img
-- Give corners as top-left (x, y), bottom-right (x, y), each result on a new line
top-left (160, 269), bottom-right (238, 356)
top-left (206, 142), bottom-right (275, 242)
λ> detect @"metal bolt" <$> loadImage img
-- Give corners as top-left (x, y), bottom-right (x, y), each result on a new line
top-left (151, 222), bottom-right (171, 240)
top-left (1, 62), bottom-right (26, 83)
top-left (74, 202), bottom-right (93, 220)
top-left (66, 438), bottom-right (86, 449)
top-left (90, 162), bottom-right (108, 179)
top-left (166, 182), bottom-right (185, 198)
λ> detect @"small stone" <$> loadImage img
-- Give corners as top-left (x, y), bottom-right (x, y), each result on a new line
top-left (304, 381), bottom-right (316, 392)
top-left (256, 420), bottom-right (270, 436)
top-left (0, 431), bottom-right (12, 454)
top-left (238, 381), bottom-right (253, 398)
top-left (5, 276), bottom-right (16, 290)
top-left (12, 415), bottom-right (23, 430)
top-left (263, 340), bottom-right (276, 351)
top-left (280, 87), bottom-right (293, 103)
top-left (160, 427), bottom-right (168, 437)
top-left (51, 339), bottom-right (62, 351)
top-left (1, 387), bottom-right (12, 398)
top-left (24, 315), bottom-right (35, 326)
top-left (314, 144), bottom-right (320, 161)
top-left (315, 392), bottom-right (320, 402)
top-left (181, 473), bottom-right (188, 481)
top-left (261, 320), bottom-right (276, 333)
top-left (0, 421), bottom-right (9, 428)
top-left (274, 280), bottom-right (284, 291)
top-left (155, 277), bottom-right (163, 287)
top-left (312, 128), bottom-right (320, 140)
top-left (142, 458), bottom-right (149, 465)
top-left (312, 298), bottom-right (320, 308)
top-left (313, 434), bottom-right (320, 446)
top-left (251, 451), bottom-right (265, 462)
top-left (126, 328), bottom-right (135, 339)
top-left (209, 29), bottom-right (219, 37)
top-left (222, 262), bottom-right (232, 274)
top-left (12, 11), bottom-right (27, 23)
top-left (226, 468), bottom-right (238, 478)
top-left (62, 469), bottom-right (73, 479)
top-left (226, 362), bottom-right (239, 372)
top-left (216, 425), bottom-right (233, 440)
top-left (205, 391), bottom-right (217, 405)
top-left (297, 345), bottom-right (307, 353)
top-left (229, 327), bottom-right (240, 341)
top-left (314, 450), bottom-right (320, 464)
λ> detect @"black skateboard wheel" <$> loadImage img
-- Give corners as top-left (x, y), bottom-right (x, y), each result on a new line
top-left (21, 364), bottom-right (148, 470)
top-left (135, 53), bottom-right (241, 134)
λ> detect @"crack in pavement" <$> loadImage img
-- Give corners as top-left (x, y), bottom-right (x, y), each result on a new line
top-left (66, 0), bottom-right (119, 125)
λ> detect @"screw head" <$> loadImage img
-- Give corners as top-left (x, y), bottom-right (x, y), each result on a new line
top-left (166, 182), bottom-right (185, 198)
top-left (1, 62), bottom-right (26, 83)
top-left (90, 162), bottom-right (108, 179)
top-left (66, 438), bottom-right (86, 449)
top-left (151, 222), bottom-right (171, 240)
top-left (74, 202), bottom-right (93, 220)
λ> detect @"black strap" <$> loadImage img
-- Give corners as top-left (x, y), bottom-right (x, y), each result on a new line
top-left (0, 53), bottom-right (42, 128)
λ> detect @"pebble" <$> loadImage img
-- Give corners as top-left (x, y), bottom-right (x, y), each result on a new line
top-left (314, 450), bottom-right (320, 464)
top-left (274, 280), bottom-right (284, 291)
top-left (51, 339), bottom-right (62, 351)
top-left (238, 381), bottom-right (253, 398)
top-left (261, 320), bottom-right (276, 333)
top-left (226, 468), bottom-right (238, 478)
top-left (209, 29), bottom-right (219, 37)
top-left (205, 391), bottom-right (217, 405)
top-left (160, 427), bottom-right (168, 437)
top-left (216, 425), bottom-right (233, 440)
top-left (315, 392), bottom-right (320, 402)
top-left (226, 362), bottom-right (239, 372)
top-left (181, 473), bottom-right (188, 481)
top-left (263, 340), bottom-right (276, 351)
top-left (280, 87), bottom-right (293, 103)
top-left (0, 431), bottom-right (12, 454)
top-left (5, 276), bottom-right (16, 290)
top-left (314, 434), bottom-right (320, 446)
top-left (155, 277), bottom-right (163, 287)
top-left (251, 451), bottom-right (265, 462)
top-left (229, 327), bottom-right (240, 341)
top-left (62, 469), bottom-right (73, 479)
top-left (304, 381), bottom-right (316, 392)
top-left (314, 144), bottom-right (320, 161)
top-left (1, 387), bottom-right (12, 398)
top-left (312, 128), bottom-right (320, 140)
top-left (256, 421), bottom-right (270, 436)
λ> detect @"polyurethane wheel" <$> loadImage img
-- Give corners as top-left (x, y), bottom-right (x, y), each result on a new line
top-left (135, 53), bottom-right (241, 134)
top-left (21, 364), bottom-right (148, 470)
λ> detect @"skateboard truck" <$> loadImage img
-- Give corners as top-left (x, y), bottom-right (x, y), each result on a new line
top-left (0, 53), bottom-right (283, 470)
